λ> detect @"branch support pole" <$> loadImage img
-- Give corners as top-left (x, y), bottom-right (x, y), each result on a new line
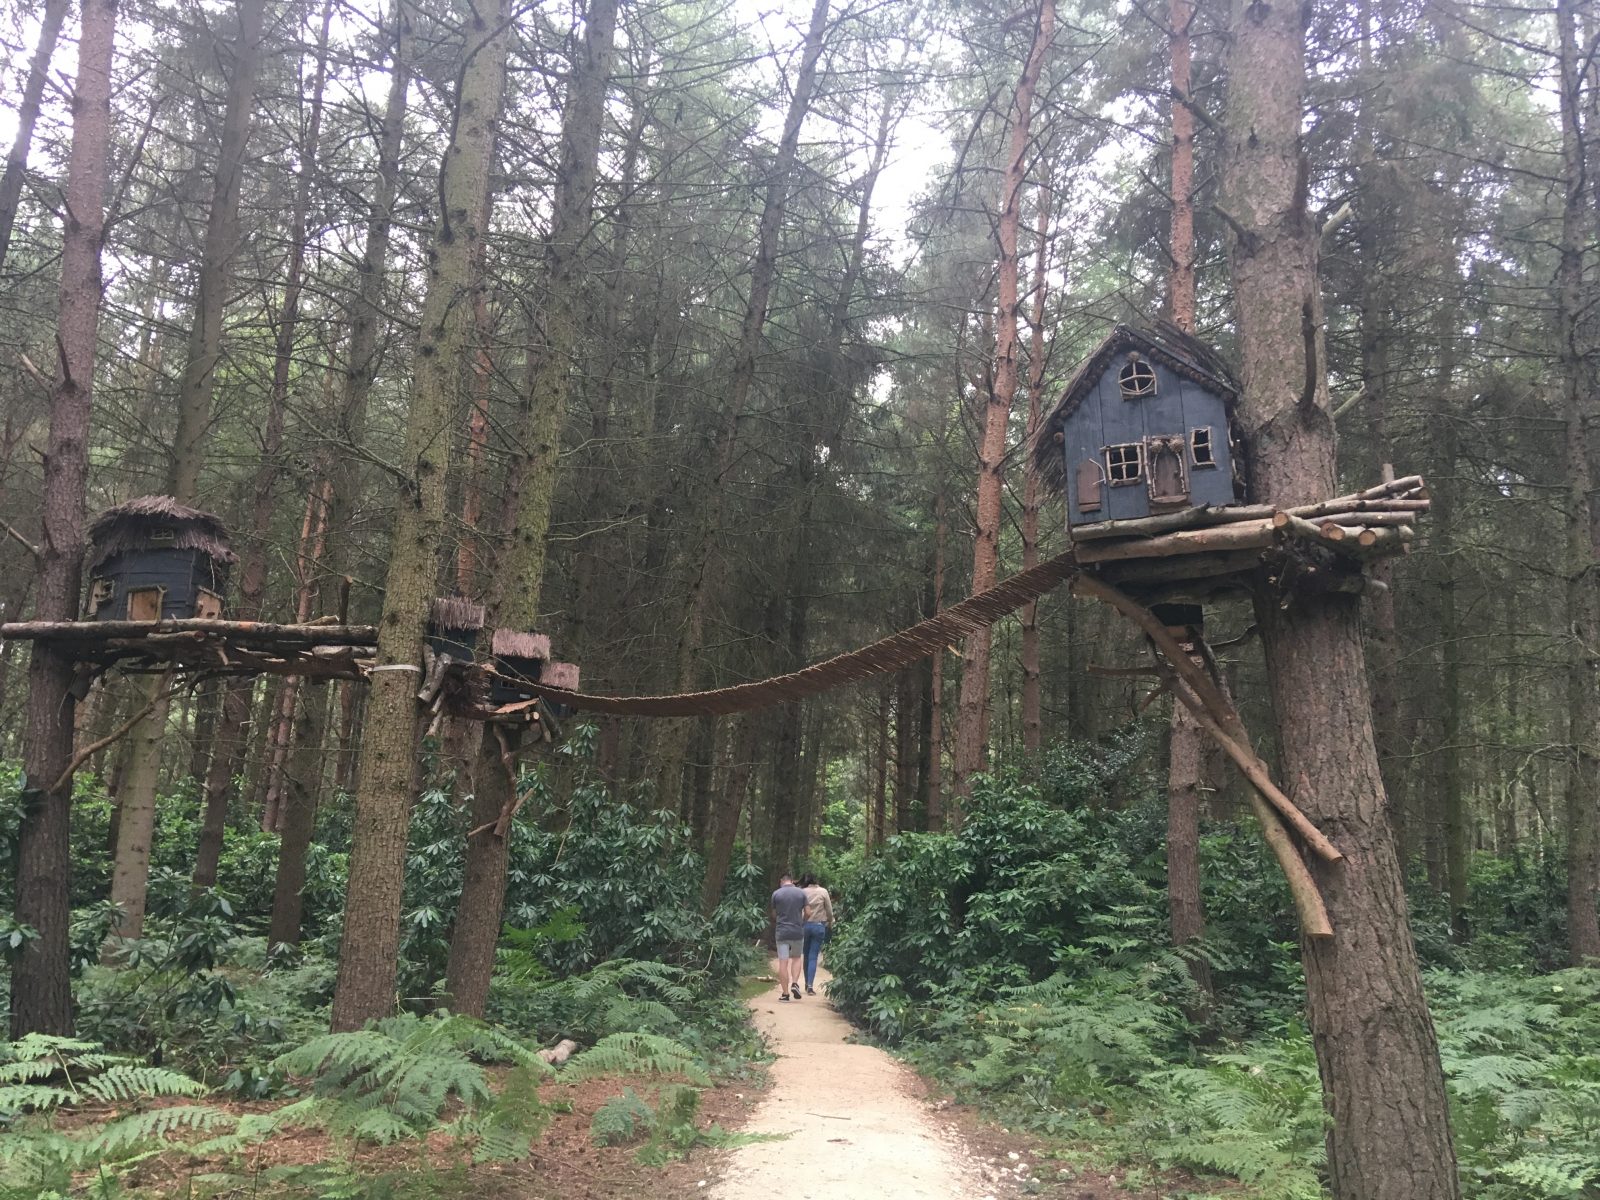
top-left (1072, 574), bottom-right (1338, 939)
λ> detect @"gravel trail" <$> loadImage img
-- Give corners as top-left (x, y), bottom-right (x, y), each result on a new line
top-left (707, 965), bottom-right (991, 1200)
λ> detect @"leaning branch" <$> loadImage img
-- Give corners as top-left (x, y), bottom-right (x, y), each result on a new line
top-left (51, 668), bottom-right (184, 792)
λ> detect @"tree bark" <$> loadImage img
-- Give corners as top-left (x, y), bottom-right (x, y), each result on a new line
top-left (267, 682), bottom-right (330, 946)
top-left (441, 0), bottom-right (619, 1020)
top-left (953, 0), bottom-right (1054, 800)
top-left (1557, 0), bottom-right (1600, 965)
top-left (1020, 191), bottom-right (1050, 755)
top-left (331, 0), bottom-right (512, 1032)
top-left (0, 0), bottom-right (69, 274)
top-left (1163, 0), bottom-right (1211, 1003)
top-left (9, 0), bottom-right (119, 1038)
top-left (1222, 0), bottom-right (1461, 1194)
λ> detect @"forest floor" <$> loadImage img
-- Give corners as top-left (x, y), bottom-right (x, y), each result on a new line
top-left (700, 964), bottom-right (1190, 1200)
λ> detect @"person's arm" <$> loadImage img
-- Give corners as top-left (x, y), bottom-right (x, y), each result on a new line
top-left (822, 890), bottom-right (836, 926)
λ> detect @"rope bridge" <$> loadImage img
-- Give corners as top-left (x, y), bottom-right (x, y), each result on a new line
top-left (512, 551), bottom-right (1080, 718)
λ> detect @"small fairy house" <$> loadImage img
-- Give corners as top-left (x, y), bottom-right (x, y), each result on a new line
top-left (85, 496), bottom-right (236, 622)
top-left (488, 628), bottom-right (552, 706)
top-left (1035, 323), bottom-right (1244, 533)
top-left (426, 596), bottom-right (484, 662)
top-left (541, 661), bottom-right (581, 719)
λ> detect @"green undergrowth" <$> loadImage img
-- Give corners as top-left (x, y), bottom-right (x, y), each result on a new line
top-left (0, 970), bottom-right (763, 1199)
top-left (825, 740), bottom-right (1600, 1200)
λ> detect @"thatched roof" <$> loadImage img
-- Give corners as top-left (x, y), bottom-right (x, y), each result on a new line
top-left (87, 495), bottom-right (236, 569)
top-left (490, 629), bottom-right (550, 660)
top-left (1029, 322), bottom-right (1238, 496)
top-left (428, 596), bottom-right (485, 632)
top-left (542, 661), bottom-right (580, 691)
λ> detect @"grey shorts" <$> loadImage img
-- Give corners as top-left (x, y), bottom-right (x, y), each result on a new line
top-left (776, 938), bottom-right (803, 960)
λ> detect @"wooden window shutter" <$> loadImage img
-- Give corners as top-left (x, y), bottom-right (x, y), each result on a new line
top-left (1076, 459), bottom-right (1103, 512)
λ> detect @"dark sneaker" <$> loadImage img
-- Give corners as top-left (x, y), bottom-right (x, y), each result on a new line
top-left (791, 984), bottom-right (802, 1000)
top-left (779, 992), bottom-right (789, 1002)
top-left (806, 987), bottom-right (816, 995)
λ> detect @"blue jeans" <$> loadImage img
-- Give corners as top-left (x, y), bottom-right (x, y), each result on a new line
top-left (802, 922), bottom-right (828, 989)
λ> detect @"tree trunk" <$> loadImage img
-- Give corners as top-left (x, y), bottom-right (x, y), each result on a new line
top-left (112, 0), bottom-right (268, 936)
top-left (925, 488), bottom-right (947, 830)
top-left (442, 729), bottom-right (518, 1014)
top-left (0, 0), bottom-right (69, 274)
top-left (1020, 191), bottom-right (1050, 755)
top-left (441, 0), bottom-right (619, 1020)
top-left (1163, 0), bottom-right (1211, 1004)
top-left (952, 0), bottom-right (1054, 801)
top-left (330, 0), bottom-right (512, 1032)
top-left (1222, 0), bottom-right (1461, 1194)
top-left (1557, 0), bottom-right (1600, 965)
top-left (1167, 698), bottom-right (1213, 1008)
top-left (267, 682), bottom-right (330, 946)
top-left (895, 667), bottom-right (917, 831)
top-left (703, 714), bottom-right (760, 914)
top-left (9, 0), bottom-right (119, 1038)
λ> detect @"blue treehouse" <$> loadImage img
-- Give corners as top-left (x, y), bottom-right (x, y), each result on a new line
top-left (1042, 322), bottom-right (1244, 532)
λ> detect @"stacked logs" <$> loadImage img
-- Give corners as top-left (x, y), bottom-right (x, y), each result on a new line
top-left (1070, 476), bottom-right (1427, 596)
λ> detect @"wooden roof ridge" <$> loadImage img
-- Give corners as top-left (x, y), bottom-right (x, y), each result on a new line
top-left (1029, 321), bottom-right (1239, 496)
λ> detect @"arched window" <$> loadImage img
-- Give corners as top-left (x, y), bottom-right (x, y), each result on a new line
top-left (1119, 357), bottom-right (1156, 399)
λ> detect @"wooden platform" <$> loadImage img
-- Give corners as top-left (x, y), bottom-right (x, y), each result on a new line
top-left (0, 616), bottom-right (563, 730)
top-left (1069, 475), bottom-right (1425, 606)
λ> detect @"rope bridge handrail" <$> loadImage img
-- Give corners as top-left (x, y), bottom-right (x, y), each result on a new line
top-left (508, 551), bottom-right (1079, 718)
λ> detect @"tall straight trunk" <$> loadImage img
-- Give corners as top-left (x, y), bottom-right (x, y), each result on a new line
top-left (321, 0), bottom-right (410, 816)
top-left (267, 681), bottom-right (330, 946)
top-left (167, 0), bottom-right (267, 499)
top-left (1019, 193), bottom-right (1050, 754)
top-left (924, 487), bottom-right (948, 830)
top-left (1558, 0), bottom-right (1600, 965)
top-left (1163, 0), bottom-right (1211, 1003)
top-left (456, 177), bottom-right (498, 598)
top-left (0, 0), bottom-right (69, 273)
top-left (703, 713), bottom-right (760, 913)
top-left (894, 667), bottom-right (917, 831)
top-left (1433, 320), bottom-right (1468, 934)
top-left (202, 0), bottom-right (332, 861)
top-left (568, 67), bottom-right (650, 675)
top-left (442, 0), bottom-right (618, 1020)
top-left (648, 0), bottom-right (834, 813)
top-left (112, 0), bottom-right (268, 936)
top-left (331, 0), bottom-right (512, 1032)
top-left (9, 0), bottom-right (118, 1038)
top-left (952, 0), bottom-right (1054, 801)
top-left (872, 683), bottom-right (890, 848)
top-left (1222, 1), bottom-right (1461, 1194)
top-left (1353, 0), bottom-right (1407, 858)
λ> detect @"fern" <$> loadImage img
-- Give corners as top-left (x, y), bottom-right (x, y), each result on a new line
top-left (568, 1032), bottom-right (711, 1086)
top-left (590, 1087), bottom-right (653, 1145)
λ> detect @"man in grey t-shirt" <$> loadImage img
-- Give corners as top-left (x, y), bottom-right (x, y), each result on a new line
top-left (771, 873), bottom-right (809, 1002)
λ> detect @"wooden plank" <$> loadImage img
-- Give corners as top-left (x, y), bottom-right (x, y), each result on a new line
top-left (1096, 548), bottom-right (1265, 584)
top-left (1, 618), bottom-right (378, 644)
top-left (1070, 503), bottom-right (1275, 541)
top-left (1074, 518), bottom-right (1276, 563)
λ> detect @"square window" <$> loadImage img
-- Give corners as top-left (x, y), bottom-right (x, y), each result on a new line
top-left (147, 527), bottom-right (175, 544)
top-left (1106, 443), bottom-right (1143, 484)
top-left (1191, 426), bottom-right (1216, 467)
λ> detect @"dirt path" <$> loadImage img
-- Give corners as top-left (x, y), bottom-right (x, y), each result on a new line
top-left (707, 965), bottom-right (994, 1200)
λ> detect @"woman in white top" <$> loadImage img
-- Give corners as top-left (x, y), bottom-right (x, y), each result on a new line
top-left (799, 874), bottom-right (835, 995)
